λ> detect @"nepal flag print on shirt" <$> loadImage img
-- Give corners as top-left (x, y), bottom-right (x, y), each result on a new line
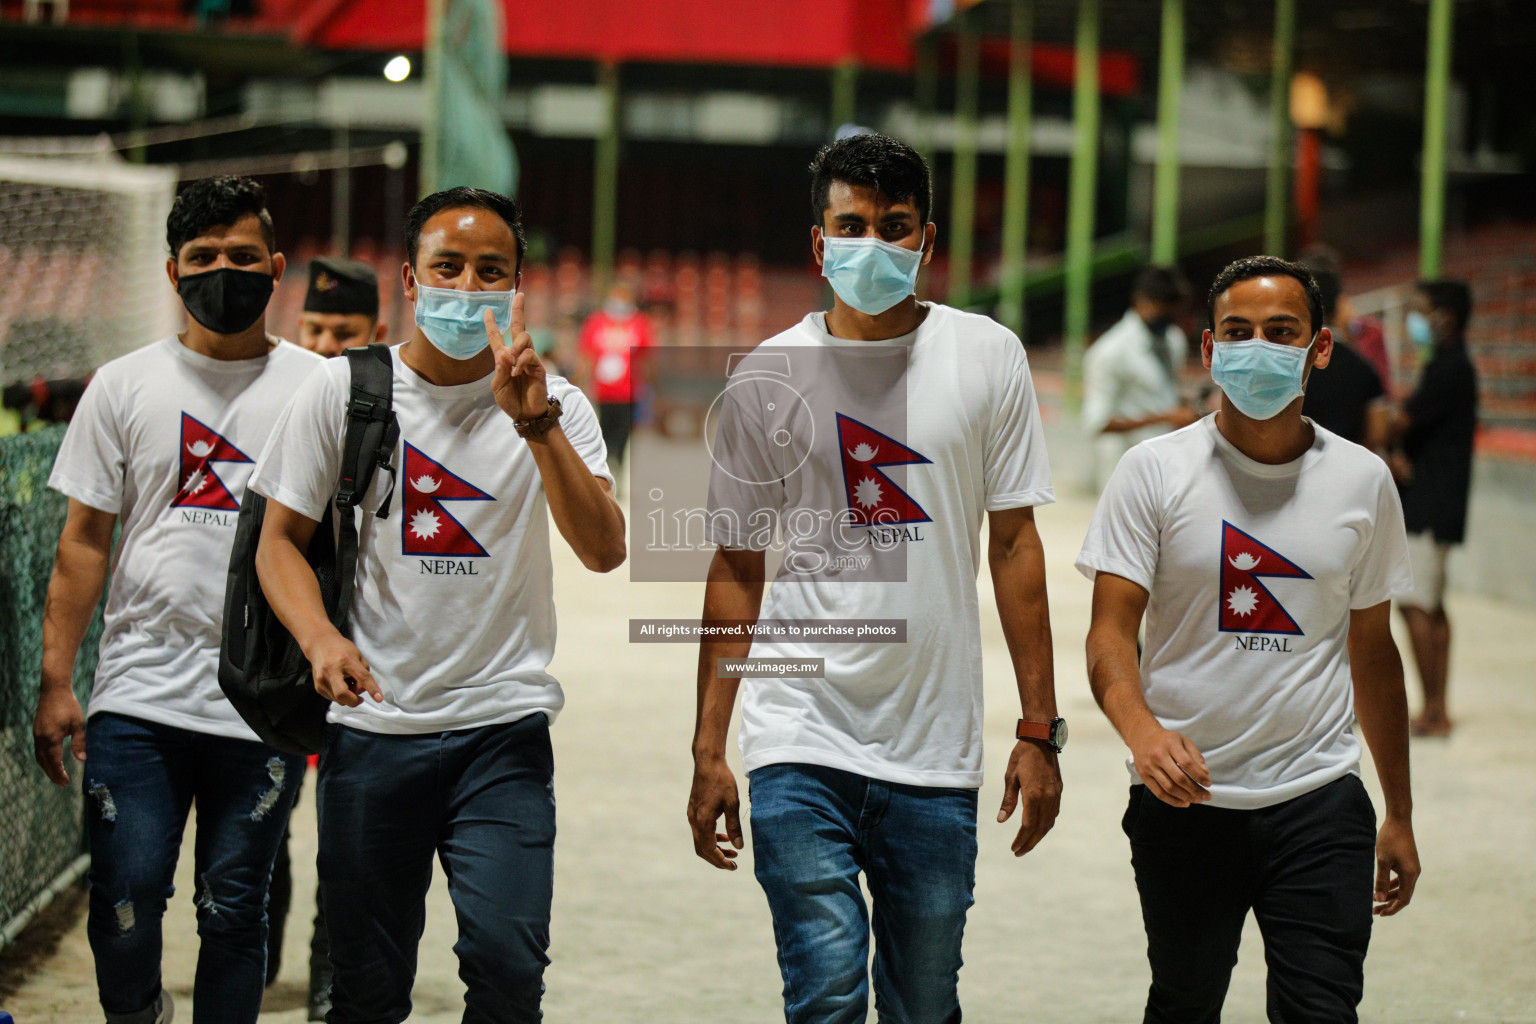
top-left (402, 442), bottom-right (493, 557)
top-left (1219, 521), bottom-right (1312, 635)
top-left (173, 413), bottom-right (251, 511)
top-left (836, 413), bottom-right (932, 527)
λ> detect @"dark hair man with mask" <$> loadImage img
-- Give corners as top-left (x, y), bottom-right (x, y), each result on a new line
top-left (33, 175), bottom-right (320, 1024)
top-left (690, 132), bottom-right (1061, 1022)
top-left (297, 256), bottom-right (387, 357)
top-left (1080, 256), bottom-right (1420, 1024)
top-left (250, 186), bottom-right (624, 1022)
top-left (1081, 265), bottom-right (1199, 491)
top-left (1298, 250), bottom-right (1389, 450)
top-left (1389, 280), bottom-right (1478, 737)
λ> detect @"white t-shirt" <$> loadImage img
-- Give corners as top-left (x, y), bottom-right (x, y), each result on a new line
top-left (1076, 415), bottom-right (1413, 809)
top-left (248, 348), bottom-right (611, 736)
top-left (1081, 309), bottom-right (1187, 491)
top-left (707, 303), bottom-right (1054, 788)
top-left (48, 337), bottom-right (325, 739)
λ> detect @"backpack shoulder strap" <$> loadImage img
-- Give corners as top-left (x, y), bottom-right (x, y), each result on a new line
top-left (334, 344), bottom-right (399, 625)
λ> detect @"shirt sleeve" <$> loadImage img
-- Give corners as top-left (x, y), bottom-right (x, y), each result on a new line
top-left (1349, 463), bottom-right (1415, 609)
top-left (983, 338), bottom-right (1055, 510)
top-left (549, 378), bottom-right (613, 486)
top-left (247, 362), bottom-right (348, 522)
top-left (1075, 444), bottom-right (1163, 591)
top-left (48, 370), bottom-right (127, 515)
top-left (705, 373), bottom-right (783, 550)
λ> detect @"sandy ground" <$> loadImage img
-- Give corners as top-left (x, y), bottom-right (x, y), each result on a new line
top-left (3, 439), bottom-right (1535, 1023)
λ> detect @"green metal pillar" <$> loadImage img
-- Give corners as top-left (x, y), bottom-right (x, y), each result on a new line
top-left (949, 15), bottom-right (980, 308)
top-left (914, 33), bottom-right (939, 169)
top-left (1420, 0), bottom-right (1454, 278)
top-left (1063, 0), bottom-right (1101, 408)
top-left (420, 0), bottom-right (444, 196)
top-left (1263, 0), bottom-right (1295, 256)
top-left (592, 59), bottom-right (621, 300)
top-left (831, 59), bottom-right (859, 134)
top-left (998, 0), bottom-right (1033, 336)
top-left (1151, 0), bottom-right (1184, 264)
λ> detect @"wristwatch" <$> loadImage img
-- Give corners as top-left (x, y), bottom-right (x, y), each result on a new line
top-left (1016, 717), bottom-right (1068, 753)
top-left (513, 397), bottom-right (563, 438)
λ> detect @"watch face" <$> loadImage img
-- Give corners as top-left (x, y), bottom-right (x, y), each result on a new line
top-left (1050, 718), bottom-right (1069, 751)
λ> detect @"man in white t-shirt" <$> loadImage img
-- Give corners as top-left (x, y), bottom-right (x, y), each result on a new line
top-left (33, 176), bottom-right (322, 1024)
top-left (688, 133), bottom-right (1062, 1022)
top-left (1078, 256), bottom-right (1420, 1024)
top-left (250, 186), bottom-right (624, 1023)
top-left (1081, 265), bottom-right (1198, 492)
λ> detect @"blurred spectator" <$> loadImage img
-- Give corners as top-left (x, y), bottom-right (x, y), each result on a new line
top-left (578, 281), bottom-right (654, 476)
top-left (1300, 244), bottom-right (1391, 390)
top-left (1081, 266), bottom-right (1198, 491)
top-left (1, 376), bottom-right (88, 434)
top-left (1389, 280), bottom-right (1479, 738)
top-left (1298, 255), bottom-right (1389, 449)
top-left (296, 257), bottom-right (386, 356)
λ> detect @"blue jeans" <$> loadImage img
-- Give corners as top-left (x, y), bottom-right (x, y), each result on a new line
top-left (748, 763), bottom-right (978, 1024)
top-left (316, 713), bottom-right (556, 1024)
top-left (84, 711), bottom-right (305, 1024)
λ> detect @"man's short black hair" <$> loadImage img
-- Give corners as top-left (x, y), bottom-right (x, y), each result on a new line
top-left (809, 132), bottom-right (933, 227)
top-left (405, 186), bottom-right (526, 273)
top-left (1132, 265), bottom-right (1191, 305)
top-left (1417, 279), bottom-right (1473, 334)
top-left (1207, 255), bottom-right (1325, 336)
top-left (167, 176), bottom-right (275, 257)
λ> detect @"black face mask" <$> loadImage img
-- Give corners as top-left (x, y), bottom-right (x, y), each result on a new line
top-left (1143, 317), bottom-right (1173, 336)
top-left (177, 267), bottom-right (274, 335)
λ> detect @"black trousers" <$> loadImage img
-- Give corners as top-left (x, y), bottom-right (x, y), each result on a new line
top-left (597, 401), bottom-right (634, 466)
top-left (1122, 774), bottom-right (1377, 1024)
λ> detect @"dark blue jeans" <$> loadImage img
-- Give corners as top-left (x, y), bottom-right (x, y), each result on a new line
top-left (1123, 774), bottom-right (1377, 1024)
top-left (316, 713), bottom-right (556, 1024)
top-left (84, 711), bottom-right (305, 1024)
top-left (748, 762), bottom-right (978, 1024)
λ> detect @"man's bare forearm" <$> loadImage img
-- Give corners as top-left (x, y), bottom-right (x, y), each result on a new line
top-left (988, 515), bottom-right (1056, 719)
top-left (40, 520), bottom-right (114, 694)
top-left (1086, 623), bottom-right (1161, 745)
top-left (526, 426), bottom-right (625, 572)
top-left (692, 549), bottom-right (764, 763)
top-left (255, 513), bottom-right (339, 656)
top-left (1350, 619), bottom-right (1414, 820)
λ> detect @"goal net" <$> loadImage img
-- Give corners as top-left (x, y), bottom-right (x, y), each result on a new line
top-left (0, 151), bottom-right (177, 394)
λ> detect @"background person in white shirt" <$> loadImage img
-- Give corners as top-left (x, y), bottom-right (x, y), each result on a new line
top-left (1081, 266), bottom-right (1199, 491)
top-left (250, 187), bottom-right (625, 1023)
top-left (33, 176), bottom-right (321, 1024)
top-left (1079, 256), bottom-right (1420, 1024)
top-left (688, 133), bottom-right (1062, 1024)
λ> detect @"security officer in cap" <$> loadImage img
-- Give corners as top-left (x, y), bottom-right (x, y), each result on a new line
top-left (297, 255), bottom-right (386, 357)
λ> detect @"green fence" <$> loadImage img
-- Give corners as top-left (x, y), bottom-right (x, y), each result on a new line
top-left (0, 426), bottom-right (105, 947)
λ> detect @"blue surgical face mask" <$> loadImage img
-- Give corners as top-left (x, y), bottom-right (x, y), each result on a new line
top-left (414, 283), bottom-right (514, 360)
top-left (821, 236), bottom-right (924, 315)
top-left (1211, 337), bottom-right (1314, 421)
top-left (1405, 310), bottom-right (1434, 350)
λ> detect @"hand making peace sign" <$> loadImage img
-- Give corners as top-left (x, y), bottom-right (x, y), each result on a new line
top-left (485, 291), bottom-right (548, 423)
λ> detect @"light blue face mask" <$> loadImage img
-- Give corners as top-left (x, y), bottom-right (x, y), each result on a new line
top-left (821, 236), bottom-right (924, 315)
top-left (1211, 337), bottom-right (1314, 421)
top-left (1405, 309), bottom-right (1434, 350)
top-left (414, 283), bottom-right (514, 360)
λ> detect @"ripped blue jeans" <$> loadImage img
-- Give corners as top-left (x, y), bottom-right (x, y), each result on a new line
top-left (84, 711), bottom-right (305, 1024)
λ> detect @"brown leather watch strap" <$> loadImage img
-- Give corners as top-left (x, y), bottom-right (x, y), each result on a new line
top-left (1016, 719), bottom-right (1052, 743)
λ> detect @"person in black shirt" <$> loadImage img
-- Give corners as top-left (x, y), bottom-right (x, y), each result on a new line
top-left (1389, 280), bottom-right (1479, 737)
top-left (1300, 260), bottom-right (1388, 448)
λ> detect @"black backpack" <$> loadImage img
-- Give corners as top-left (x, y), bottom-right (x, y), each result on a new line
top-left (219, 345), bottom-right (400, 755)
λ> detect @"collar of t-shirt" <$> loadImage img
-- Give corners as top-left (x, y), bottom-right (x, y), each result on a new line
top-left (807, 305), bottom-right (925, 350)
top-left (1206, 412), bottom-right (1325, 479)
top-left (168, 335), bottom-right (293, 374)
